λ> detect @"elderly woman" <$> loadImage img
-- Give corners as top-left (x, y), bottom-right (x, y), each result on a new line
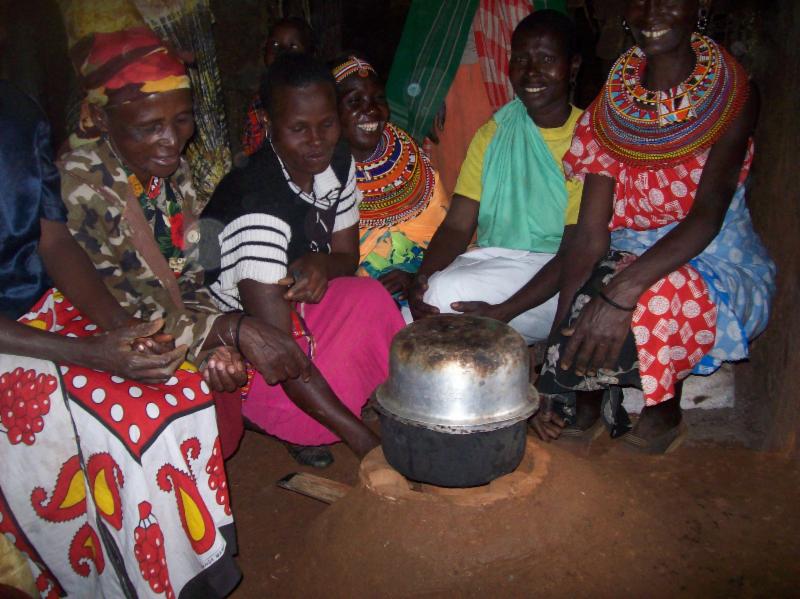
top-left (331, 54), bottom-right (450, 312)
top-left (408, 10), bottom-right (584, 344)
top-left (201, 53), bottom-right (404, 468)
top-left (534, 0), bottom-right (775, 452)
top-left (60, 28), bottom-right (312, 463)
top-left (0, 79), bottom-right (240, 597)
top-left (240, 16), bottom-right (315, 157)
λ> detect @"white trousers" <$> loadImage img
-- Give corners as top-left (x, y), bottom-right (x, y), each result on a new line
top-left (423, 247), bottom-right (559, 344)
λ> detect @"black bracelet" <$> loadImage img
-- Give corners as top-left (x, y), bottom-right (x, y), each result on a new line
top-left (234, 313), bottom-right (247, 352)
top-left (597, 289), bottom-right (636, 312)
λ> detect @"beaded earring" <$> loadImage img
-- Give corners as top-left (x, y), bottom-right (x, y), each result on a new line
top-left (697, 8), bottom-right (710, 33)
top-left (621, 17), bottom-right (631, 34)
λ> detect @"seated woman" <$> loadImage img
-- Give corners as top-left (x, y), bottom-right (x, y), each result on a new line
top-left (534, 0), bottom-right (775, 451)
top-left (331, 54), bottom-right (450, 315)
top-left (240, 16), bottom-right (315, 157)
top-left (201, 53), bottom-right (405, 468)
top-left (59, 28), bottom-right (311, 460)
top-left (408, 10), bottom-right (584, 344)
top-left (0, 80), bottom-right (239, 598)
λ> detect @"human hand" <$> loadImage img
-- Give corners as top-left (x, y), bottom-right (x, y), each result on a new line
top-left (132, 331), bottom-right (176, 354)
top-left (236, 317), bottom-right (312, 385)
top-left (81, 319), bottom-right (187, 383)
top-left (378, 270), bottom-right (414, 299)
top-left (408, 274), bottom-right (439, 320)
top-left (528, 396), bottom-right (566, 442)
top-left (277, 254), bottom-right (328, 303)
top-left (202, 346), bottom-right (247, 392)
top-left (559, 294), bottom-right (634, 377)
top-left (450, 300), bottom-right (511, 322)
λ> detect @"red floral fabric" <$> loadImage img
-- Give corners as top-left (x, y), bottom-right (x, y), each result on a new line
top-left (560, 110), bottom-right (747, 405)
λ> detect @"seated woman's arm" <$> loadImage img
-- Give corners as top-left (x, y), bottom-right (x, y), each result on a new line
top-left (560, 86), bottom-right (760, 376)
top-left (408, 194), bottom-right (479, 317)
top-left (0, 316), bottom-right (186, 383)
top-left (238, 276), bottom-right (379, 457)
top-left (38, 219), bottom-right (132, 331)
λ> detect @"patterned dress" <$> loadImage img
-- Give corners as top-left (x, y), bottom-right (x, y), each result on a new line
top-left (538, 37), bottom-right (775, 432)
top-left (2, 292), bottom-right (238, 598)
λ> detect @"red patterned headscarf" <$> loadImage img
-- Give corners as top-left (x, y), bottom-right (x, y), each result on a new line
top-left (72, 26), bottom-right (190, 107)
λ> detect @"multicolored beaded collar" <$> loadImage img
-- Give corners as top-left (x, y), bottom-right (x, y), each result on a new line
top-left (592, 33), bottom-right (749, 167)
top-left (356, 122), bottom-right (435, 229)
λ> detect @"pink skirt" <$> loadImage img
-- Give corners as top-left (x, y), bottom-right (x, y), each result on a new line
top-left (242, 277), bottom-right (404, 446)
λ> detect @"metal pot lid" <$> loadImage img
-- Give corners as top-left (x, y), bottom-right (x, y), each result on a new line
top-left (376, 315), bottom-right (538, 429)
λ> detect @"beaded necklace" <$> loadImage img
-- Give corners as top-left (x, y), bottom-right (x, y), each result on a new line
top-left (356, 122), bottom-right (435, 229)
top-left (592, 33), bottom-right (748, 167)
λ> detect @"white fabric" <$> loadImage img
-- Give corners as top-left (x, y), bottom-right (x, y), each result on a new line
top-left (209, 213), bottom-right (292, 310)
top-left (424, 246), bottom-right (558, 344)
top-left (273, 143), bottom-right (361, 233)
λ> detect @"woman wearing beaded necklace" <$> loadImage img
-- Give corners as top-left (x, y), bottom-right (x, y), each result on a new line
top-left (331, 54), bottom-right (450, 313)
top-left (533, 0), bottom-right (775, 452)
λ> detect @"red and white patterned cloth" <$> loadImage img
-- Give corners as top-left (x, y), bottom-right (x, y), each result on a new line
top-left (0, 290), bottom-right (238, 598)
top-left (474, 0), bottom-right (533, 112)
top-left (563, 110), bottom-right (754, 405)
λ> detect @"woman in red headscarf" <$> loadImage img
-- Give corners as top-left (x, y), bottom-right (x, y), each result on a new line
top-left (0, 29), bottom-right (246, 599)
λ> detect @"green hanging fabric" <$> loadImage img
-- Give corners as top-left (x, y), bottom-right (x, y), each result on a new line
top-left (385, 0), bottom-right (479, 143)
top-left (533, 0), bottom-right (568, 13)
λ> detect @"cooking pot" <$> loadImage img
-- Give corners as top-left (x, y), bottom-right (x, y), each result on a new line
top-left (375, 315), bottom-right (538, 487)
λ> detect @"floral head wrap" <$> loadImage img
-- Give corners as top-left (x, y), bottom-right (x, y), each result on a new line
top-left (69, 27), bottom-right (191, 146)
top-left (73, 26), bottom-right (190, 107)
top-left (331, 55), bottom-right (377, 84)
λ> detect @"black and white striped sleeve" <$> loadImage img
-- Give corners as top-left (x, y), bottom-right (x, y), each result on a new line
top-left (333, 158), bottom-right (361, 232)
top-left (216, 213), bottom-right (292, 293)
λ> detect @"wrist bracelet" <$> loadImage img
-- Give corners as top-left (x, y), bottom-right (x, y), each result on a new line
top-left (597, 290), bottom-right (636, 312)
top-left (234, 313), bottom-right (247, 352)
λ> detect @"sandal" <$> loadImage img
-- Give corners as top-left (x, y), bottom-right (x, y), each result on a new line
top-left (556, 417), bottom-right (606, 448)
top-left (286, 444), bottom-right (335, 469)
top-left (621, 420), bottom-right (688, 454)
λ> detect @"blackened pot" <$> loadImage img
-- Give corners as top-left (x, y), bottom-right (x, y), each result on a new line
top-left (378, 410), bottom-right (528, 487)
top-left (375, 315), bottom-right (538, 488)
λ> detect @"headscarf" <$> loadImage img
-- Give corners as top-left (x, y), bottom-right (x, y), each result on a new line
top-left (70, 26), bottom-right (191, 144)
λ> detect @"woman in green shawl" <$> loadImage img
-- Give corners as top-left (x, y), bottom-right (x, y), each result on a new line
top-left (408, 10), bottom-right (582, 346)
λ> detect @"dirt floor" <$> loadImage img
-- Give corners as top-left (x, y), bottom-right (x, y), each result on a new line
top-left (226, 410), bottom-right (800, 598)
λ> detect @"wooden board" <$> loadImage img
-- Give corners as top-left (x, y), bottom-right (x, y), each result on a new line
top-left (276, 472), bottom-right (353, 504)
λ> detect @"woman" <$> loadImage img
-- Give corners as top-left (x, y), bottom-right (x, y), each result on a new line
top-left (202, 53), bottom-right (405, 468)
top-left (0, 80), bottom-right (240, 598)
top-left (408, 10), bottom-right (583, 345)
top-left (534, 0), bottom-right (775, 452)
top-left (240, 16), bottom-right (315, 157)
top-left (59, 28), bottom-right (311, 460)
top-left (332, 54), bottom-right (449, 311)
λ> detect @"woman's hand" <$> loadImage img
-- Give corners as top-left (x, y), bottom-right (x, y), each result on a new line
top-left (202, 346), bottom-right (247, 392)
top-left (529, 395), bottom-right (566, 442)
top-left (559, 294), bottom-right (634, 377)
top-left (408, 274), bottom-right (439, 319)
top-left (278, 254), bottom-right (329, 303)
top-left (80, 319), bottom-right (188, 383)
top-left (133, 331), bottom-right (176, 355)
top-left (379, 270), bottom-right (414, 299)
top-left (451, 300), bottom-right (511, 323)
top-left (236, 317), bottom-right (312, 385)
